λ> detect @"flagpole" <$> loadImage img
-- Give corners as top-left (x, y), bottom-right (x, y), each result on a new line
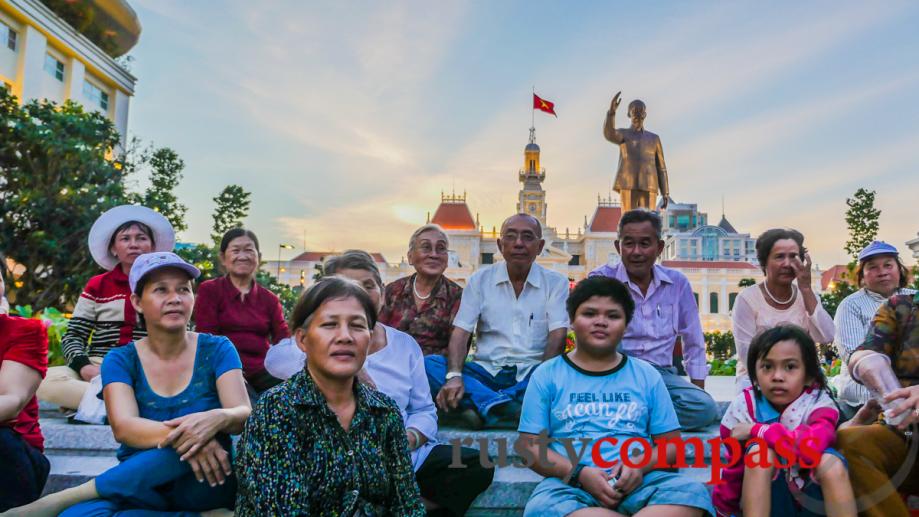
top-left (531, 85), bottom-right (535, 144)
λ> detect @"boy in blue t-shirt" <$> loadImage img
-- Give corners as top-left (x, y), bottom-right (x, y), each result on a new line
top-left (518, 276), bottom-right (714, 516)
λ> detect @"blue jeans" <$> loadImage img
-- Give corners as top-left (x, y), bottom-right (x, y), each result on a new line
top-left (653, 365), bottom-right (720, 431)
top-left (524, 470), bottom-right (715, 517)
top-left (768, 448), bottom-right (847, 517)
top-left (424, 355), bottom-right (532, 417)
top-left (60, 447), bottom-right (236, 516)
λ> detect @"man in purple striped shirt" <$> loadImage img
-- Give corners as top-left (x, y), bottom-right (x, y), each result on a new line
top-left (590, 209), bottom-right (719, 430)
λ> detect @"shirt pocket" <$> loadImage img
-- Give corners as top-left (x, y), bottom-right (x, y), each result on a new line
top-left (528, 317), bottom-right (549, 346)
top-left (650, 303), bottom-right (677, 340)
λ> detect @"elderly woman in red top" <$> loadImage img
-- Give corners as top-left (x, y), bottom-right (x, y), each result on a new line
top-left (0, 257), bottom-right (50, 510)
top-left (379, 224), bottom-right (462, 356)
top-left (194, 229), bottom-right (290, 395)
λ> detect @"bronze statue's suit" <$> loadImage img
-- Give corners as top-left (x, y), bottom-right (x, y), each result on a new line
top-left (603, 102), bottom-right (670, 212)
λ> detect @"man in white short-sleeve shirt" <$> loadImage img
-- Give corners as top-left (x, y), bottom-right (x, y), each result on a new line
top-left (425, 213), bottom-right (570, 429)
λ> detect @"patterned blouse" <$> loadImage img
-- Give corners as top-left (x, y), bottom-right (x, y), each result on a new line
top-left (858, 292), bottom-right (919, 386)
top-left (378, 274), bottom-right (463, 356)
top-left (234, 369), bottom-right (425, 517)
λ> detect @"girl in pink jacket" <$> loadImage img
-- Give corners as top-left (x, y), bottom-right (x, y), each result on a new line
top-left (713, 325), bottom-right (855, 517)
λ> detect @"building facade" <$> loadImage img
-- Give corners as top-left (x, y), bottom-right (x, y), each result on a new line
top-left (662, 201), bottom-right (756, 264)
top-left (908, 232), bottom-right (919, 261)
top-left (0, 0), bottom-right (139, 146)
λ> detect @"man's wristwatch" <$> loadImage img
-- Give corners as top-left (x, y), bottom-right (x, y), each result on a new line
top-left (445, 371), bottom-right (463, 381)
top-left (567, 464), bottom-right (585, 489)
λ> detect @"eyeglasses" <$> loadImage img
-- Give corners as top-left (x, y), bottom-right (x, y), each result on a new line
top-left (416, 244), bottom-right (448, 255)
top-left (501, 232), bottom-right (538, 244)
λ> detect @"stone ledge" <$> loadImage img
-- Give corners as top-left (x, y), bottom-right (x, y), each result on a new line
top-left (41, 418), bottom-right (118, 452)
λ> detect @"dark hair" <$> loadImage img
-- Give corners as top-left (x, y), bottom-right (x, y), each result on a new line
top-left (323, 250), bottom-right (383, 289)
top-left (755, 228), bottom-right (805, 274)
top-left (0, 253), bottom-right (7, 283)
top-left (108, 221), bottom-right (156, 252)
top-left (746, 325), bottom-right (826, 395)
top-left (289, 276), bottom-right (377, 330)
top-left (855, 254), bottom-right (910, 289)
top-left (617, 209), bottom-right (663, 239)
top-left (567, 276), bottom-right (635, 324)
top-left (219, 228), bottom-right (261, 255)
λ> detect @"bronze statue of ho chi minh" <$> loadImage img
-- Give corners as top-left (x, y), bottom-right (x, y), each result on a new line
top-left (603, 91), bottom-right (670, 212)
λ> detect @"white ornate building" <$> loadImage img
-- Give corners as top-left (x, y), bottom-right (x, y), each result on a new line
top-left (662, 201), bottom-right (757, 264)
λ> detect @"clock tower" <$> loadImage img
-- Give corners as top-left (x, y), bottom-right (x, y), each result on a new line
top-left (517, 127), bottom-right (547, 226)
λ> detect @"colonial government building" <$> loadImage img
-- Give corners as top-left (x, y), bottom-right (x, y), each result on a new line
top-left (270, 129), bottom-right (780, 332)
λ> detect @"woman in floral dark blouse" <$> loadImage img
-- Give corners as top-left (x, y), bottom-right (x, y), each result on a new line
top-left (379, 224), bottom-right (462, 357)
top-left (234, 276), bottom-right (425, 516)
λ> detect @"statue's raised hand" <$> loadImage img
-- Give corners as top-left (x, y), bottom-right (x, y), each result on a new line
top-left (610, 91), bottom-right (622, 113)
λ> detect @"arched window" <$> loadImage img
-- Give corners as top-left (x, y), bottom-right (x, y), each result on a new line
top-left (710, 292), bottom-right (719, 314)
top-left (692, 292), bottom-right (699, 308)
top-left (729, 292), bottom-right (738, 311)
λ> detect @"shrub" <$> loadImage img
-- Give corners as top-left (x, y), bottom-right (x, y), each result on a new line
top-left (708, 358), bottom-right (737, 376)
top-left (12, 305), bottom-right (69, 366)
top-left (705, 330), bottom-right (736, 362)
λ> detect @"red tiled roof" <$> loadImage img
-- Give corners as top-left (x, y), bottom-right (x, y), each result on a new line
top-left (290, 251), bottom-right (387, 263)
top-left (589, 206), bottom-right (622, 233)
top-left (821, 264), bottom-right (852, 290)
top-left (431, 201), bottom-right (476, 230)
top-left (662, 260), bottom-right (759, 270)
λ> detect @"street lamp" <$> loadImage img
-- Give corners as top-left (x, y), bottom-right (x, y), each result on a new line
top-left (277, 244), bottom-right (295, 278)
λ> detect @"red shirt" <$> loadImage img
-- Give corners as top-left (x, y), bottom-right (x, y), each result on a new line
top-left (193, 276), bottom-right (290, 380)
top-left (0, 315), bottom-right (48, 451)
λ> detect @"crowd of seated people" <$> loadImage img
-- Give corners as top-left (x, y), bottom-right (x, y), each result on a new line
top-left (2, 204), bottom-right (919, 516)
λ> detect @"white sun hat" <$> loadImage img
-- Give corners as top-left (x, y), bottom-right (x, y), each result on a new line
top-left (88, 205), bottom-right (176, 270)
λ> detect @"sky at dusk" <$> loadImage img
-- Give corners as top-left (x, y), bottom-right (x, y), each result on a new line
top-left (125, 1), bottom-right (919, 269)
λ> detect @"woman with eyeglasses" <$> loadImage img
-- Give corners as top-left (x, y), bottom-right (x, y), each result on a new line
top-left (378, 224), bottom-right (463, 358)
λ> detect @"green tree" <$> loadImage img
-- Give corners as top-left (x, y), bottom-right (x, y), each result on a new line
top-left (211, 185), bottom-right (251, 245)
top-left (0, 90), bottom-right (129, 309)
top-left (140, 147), bottom-right (188, 233)
top-left (255, 269), bottom-right (299, 317)
top-left (175, 244), bottom-right (219, 283)
top-left (738, 278), bottom-right (756, 288)
top-left (819, 279), bottom-right (857, 319)
top-left (843, 188), bottom-right (881, 265)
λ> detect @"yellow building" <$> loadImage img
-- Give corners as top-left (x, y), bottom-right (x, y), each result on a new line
top-left (1, 0), bottom-right (140, 146)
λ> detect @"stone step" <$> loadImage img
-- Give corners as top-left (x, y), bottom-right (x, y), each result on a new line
top-left (469, 464), bottom-right (717, 513)
top-left (41, 418), bottom-right (118, 453)
top-left (42, 454), bottom-right (119, 496)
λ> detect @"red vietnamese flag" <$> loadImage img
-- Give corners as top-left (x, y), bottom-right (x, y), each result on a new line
top-left (533, 93), bottom-right (557, 117)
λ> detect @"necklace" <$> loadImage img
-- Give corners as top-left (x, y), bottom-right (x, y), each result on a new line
top-left (412, 277), bottom-right (432, 300)
top-left (763, 282), bottom-right (796, 305)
